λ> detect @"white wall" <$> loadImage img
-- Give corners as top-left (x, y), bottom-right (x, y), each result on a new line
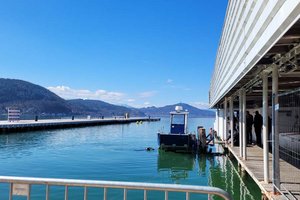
top-left (210, 0), bottom-right (300, 107)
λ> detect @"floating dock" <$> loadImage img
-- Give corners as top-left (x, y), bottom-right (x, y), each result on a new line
top-left (0, 117), bottom-right (160, 133)
top-left (228, 146), bottom-right (300, 200)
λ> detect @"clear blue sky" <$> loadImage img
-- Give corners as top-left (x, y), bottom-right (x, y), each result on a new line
top-left (0, 0), bottom-right (227, 108)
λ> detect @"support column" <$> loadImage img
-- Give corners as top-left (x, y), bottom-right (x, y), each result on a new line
top-left (262, 71), bottom-right (269, 183)
top-left (272, 66), bottom-right (280, 192)
top-left (224, 97), bottom-right (228, 141)
top-left (239, 90), bottom-right (243, 157)
top-left (242, 89), bottom-right (247, 160)
top-left (229, 97), bottom-right (234, 147)
top-left (217, 108), bottom-right (220, 138)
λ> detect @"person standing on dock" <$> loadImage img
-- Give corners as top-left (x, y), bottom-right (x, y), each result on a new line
top-left (254, 111), bottom-right (263, 147)
top-left (246, 111), bottom-right (253, 144)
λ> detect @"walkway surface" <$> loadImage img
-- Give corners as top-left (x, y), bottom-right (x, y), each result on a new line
top-left (0, 117), bottom-right (160, 133)
top-left (228, 146), bottom-right (300, 200)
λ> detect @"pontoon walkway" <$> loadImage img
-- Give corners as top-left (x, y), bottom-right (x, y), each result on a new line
top-left (0, 117), bottom-right (160, 133)
top-left (228, 146), bottom-right (300, 200)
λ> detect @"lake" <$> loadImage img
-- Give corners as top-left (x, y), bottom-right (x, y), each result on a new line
top-left (0, 118), bottom-right (260, 199)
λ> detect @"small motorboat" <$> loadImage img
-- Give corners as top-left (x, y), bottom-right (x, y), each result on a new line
top-left (157, 106), bottom-right (197, 153)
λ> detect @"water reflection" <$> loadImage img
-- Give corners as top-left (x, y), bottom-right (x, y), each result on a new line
top-left (157, 151), bottom-right (261, 200)
top-left (157, 151), bottom-right (195, 182)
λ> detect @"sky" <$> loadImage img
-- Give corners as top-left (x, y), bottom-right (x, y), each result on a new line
top-left (0, 0), bottom-right (228, 108)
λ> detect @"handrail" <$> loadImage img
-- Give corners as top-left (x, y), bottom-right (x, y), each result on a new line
top-left (0, 175), bottom-right (233, 200)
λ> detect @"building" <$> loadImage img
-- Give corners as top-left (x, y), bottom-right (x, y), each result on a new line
top-left (210, 0), bottom-right (300, 199)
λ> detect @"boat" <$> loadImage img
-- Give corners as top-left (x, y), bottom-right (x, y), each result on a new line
top-left (157, 106), bottom-right (197, 153)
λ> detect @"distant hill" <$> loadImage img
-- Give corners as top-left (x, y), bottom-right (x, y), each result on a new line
top-left (0, 78), bottom-right (145, 117)
top-left (67, 99), bottom-right (145, 117)
top-left (0, 78), bottom-right (71, 114)
top-left (139, 103), bottom-right (215, 118)
top-left (0, 78), bottom-right (213, 118)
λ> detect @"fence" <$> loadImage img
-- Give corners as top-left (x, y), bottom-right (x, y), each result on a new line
top-left (278, 89), bottom-right (300, 168)
top-left (277, 88), bottom-right (300, 199)
top-left (0, 176), bottom-right (232, 200)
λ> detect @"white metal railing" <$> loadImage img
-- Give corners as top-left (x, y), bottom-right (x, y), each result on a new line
top-left (0, 176), bottom-right (233, 200)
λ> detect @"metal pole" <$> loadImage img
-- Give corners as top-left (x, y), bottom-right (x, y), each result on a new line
top-left (262, 71), bottom-right (269, 183)
top-left (184, 113), bottom-right (188, 134)
top-left (224, 97), bottom-right (228, 141)
top-left (242, 89), bottom-right (247, 160)
top-left (144, 190), bottom-right (147, 200)
top-left (229, 97), bottom-right (234, 147)
top-left (239, 90), bottom-right (243, 157)
top-left (272, 66), bottom-right (280, 192)
top-left (217, 108), bottom-right (220, 138)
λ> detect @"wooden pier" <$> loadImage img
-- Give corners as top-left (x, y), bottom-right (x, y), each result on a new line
top-left (228, 146), bottom-right (300, 200)
top-left (0, 117), bottom-right (160, 133)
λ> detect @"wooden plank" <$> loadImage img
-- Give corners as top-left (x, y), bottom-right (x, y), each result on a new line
top-left (228, 146), bottom-right (300, 200)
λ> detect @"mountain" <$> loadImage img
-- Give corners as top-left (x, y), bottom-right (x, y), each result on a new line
top-left (139, 103), bottom-right (215, 118)
top-left (0, 78), bottom-right (72, 114)
top-left (67, 99), bottom-right (145, 117)
top-left (0, 78), bottom-right (213, 118)
top-left (0, 78), bottom-right (145, 117)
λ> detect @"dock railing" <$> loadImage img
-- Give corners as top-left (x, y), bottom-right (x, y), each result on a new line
top-left (0, 176), bottom-right (233, 200)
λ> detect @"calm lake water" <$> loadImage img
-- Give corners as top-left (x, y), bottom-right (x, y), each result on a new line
top-left (0, 118), bottom-right (261, 200)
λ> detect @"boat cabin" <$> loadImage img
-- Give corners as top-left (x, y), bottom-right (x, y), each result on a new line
top-left (170, 108), bottom-right (188, 135)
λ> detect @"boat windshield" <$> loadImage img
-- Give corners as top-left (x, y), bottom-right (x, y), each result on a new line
top-left (171, 114), bottom-right (185, 124)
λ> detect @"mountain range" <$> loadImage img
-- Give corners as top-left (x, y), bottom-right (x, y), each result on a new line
top-left (0, 78), bottom-right (215, 118)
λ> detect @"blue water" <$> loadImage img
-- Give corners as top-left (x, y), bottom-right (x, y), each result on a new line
top-left (0, 118), bottom-right (260, 199)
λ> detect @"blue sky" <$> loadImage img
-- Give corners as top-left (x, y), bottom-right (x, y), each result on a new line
top-left (0, 0), bottom-right (227, 108)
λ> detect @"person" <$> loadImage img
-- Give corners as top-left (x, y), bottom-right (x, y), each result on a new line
top-left (254, 111), bottom-right (263, 147)
top-left (246, 111), bottom-right (253, 144)
top-left (206, 128), bottom-right (214, 145)
top-left (233, 114), bottom-right (238, 132)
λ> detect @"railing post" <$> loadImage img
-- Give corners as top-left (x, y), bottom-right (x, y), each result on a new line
top-left (103, 188), bottom-right (107, 200)
top-left (165, 191), bottom-right (168, 200)
top-left (65, 185), bottom-right (68, 200)
top-left (84, 186), bottom-right (88, 200)
top-left (144, 190), bottom-right (147, 200)
top-left (9, 183), bottom-right (13, 200)
top-left (46, 185), bottom-right (49, 200)
top-left (124, 188), bottom-right (127, 200)
top-left (28, 184), bottom-right (31, 200)
top-left (186, 192), bottom-right (190, 200)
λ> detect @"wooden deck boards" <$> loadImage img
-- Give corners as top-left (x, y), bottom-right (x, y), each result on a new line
top-left (228, 146), bottom-right (300, 200)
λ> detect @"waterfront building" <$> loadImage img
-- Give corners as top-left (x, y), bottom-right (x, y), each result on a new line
top-left (210, 0), bottom-right (300, 199)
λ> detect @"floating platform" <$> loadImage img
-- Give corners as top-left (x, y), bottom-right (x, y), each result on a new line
top-left (0, 117), bottom-right (160, 133)
top-left (228, 146), bottom-right (300, 200)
